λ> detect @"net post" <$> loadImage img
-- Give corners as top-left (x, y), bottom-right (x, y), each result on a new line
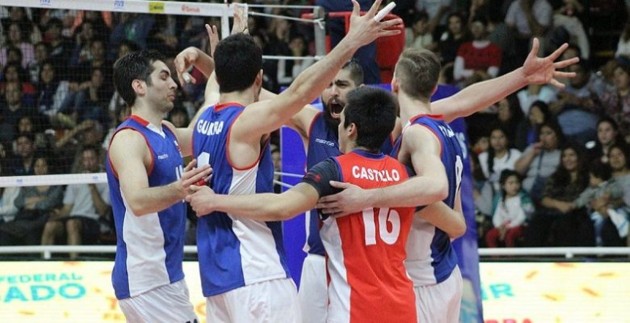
top-left (313, 6), bottom-right (327, 57)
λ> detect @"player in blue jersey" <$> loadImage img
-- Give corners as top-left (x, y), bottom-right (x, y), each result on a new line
top-left (107, 50), bottom-right (211, 322)
top-left (317, 40), bottom-right (579, 322)
top-left (188, 1), bottom-right (403, 322)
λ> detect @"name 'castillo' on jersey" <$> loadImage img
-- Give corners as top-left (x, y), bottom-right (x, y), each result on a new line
top-left (391, 114), bottom-right (463, 286)
top-left (107, 115), bottom-right (186, 300)
top-left (191, 102), bottom-right (290, 297)
top-left (306, 150), bottom-right (416, 323)
top-left (305, 112), bottom-right (396, 257)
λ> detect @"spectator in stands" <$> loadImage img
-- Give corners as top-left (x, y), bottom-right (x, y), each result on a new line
top-left (476, 126), bottom-right (523, 215)
top-left (405, 11), bottom-right (435, 51)
top-left (495, 95), bottom-right (524, 145)
top-left (41, 145), bottom-right (110, 259)
top-left (453, 15), bottom-right (502, 87)
top-left (514, 100), bottom-right (553, 151)
top-left (0, 82), bottom-right (38, 145)
top-left (485, 2), bottom-right (518, 74)
top-left (16, 115), bottom-right (49, 151)
top-left (585, 117), bottom-right (625, 165)
top-left (2, 62), bottom-right (36, 102)
top-left (598, 62), bottom-right (630, 142)
top-left (573, 161), bottom-right (627, 247)
top-left (505, 0), bottom-right (553, 66)
top-left (58, 66), bottom-right (112, 126)
top-left (6, 132), bottom-right (38, 176)
top-left (437, 12), bottom-right (471, 65)
top-left (42, 17), bottom-right (73, 78)
top-left (485, 169), bottom-right (533, 247)
top-left (54, 119), bottom-right (105, 174)
top-left (0, 156), bottom-right (63, 246)
top-left (0, 21), bottom-right (35, 69)
top-left (549, 60), bottom-right (606, 115)
top-left (524, 143), bottom-right (591, 247)
top-left (28, 42), bottom-right (49, 85)
top-left (36, 61), bottom-right (70, 123)
top-left (0, 7), bottom-right (41, 45)
top-left (515, 119), bottom-right (564, 201)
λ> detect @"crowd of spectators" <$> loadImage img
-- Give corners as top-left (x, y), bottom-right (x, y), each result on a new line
top-left (0, 1), bottom-right (629, 255)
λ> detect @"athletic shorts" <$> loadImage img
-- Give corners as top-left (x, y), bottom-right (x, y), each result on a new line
top-left (206, 278), bottom-right (301, 323)
top-left (298, 253), bottom-right (328, 323)
top-left (414, 266), bottom-right (463, 323)
top-left (118, 279), bottom-right (197, 323)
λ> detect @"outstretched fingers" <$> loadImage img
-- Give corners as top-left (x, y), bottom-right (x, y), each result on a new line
top-left (545, 42), bottom-right (570, 63)
top-left (554, 56), bottom-right (580, 70)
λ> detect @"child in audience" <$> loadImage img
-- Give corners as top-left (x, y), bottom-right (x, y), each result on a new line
top-left (485, 169), bottom-right (533, 247)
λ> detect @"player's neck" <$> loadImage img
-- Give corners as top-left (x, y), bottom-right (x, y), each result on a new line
top-left (397, 93), bottom-right (431, 123)
top-left (219, 91), bottom-right (256, 106)
top-left (131, 105), bottom-right (165, 128)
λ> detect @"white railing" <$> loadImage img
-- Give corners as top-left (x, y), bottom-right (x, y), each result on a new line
top-left (1, 246), bottom-right (628, 260)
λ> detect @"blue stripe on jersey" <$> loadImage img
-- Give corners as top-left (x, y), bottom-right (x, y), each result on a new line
top-left (392, 115), bottom-right (462, 284)
top-left (192, 103), bottom-right (290, 297)
top-left (107, 116), bottom-right (186, 299)
top-left (305, 113), bottom-right (340, 256)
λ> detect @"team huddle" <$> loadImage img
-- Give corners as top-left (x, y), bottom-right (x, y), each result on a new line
top-left (105, 1), bottom-right (577, 322)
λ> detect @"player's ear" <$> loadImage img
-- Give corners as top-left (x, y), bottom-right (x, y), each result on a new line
top-left (255, 69), bottom-right (263, 87)
top-left (347, 122), bottom-right (358, 139)
top-left (132, 79), bottom-right (145, 96)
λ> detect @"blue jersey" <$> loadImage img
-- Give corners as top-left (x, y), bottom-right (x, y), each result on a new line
top-left (107, 115), bottom-right (186, 300)
top-left (391, 114), bottom-right (462, 285)
top-left (305, 112), bottom-right (395, 256)
top-left (192, 103), bottom-right (290, 297)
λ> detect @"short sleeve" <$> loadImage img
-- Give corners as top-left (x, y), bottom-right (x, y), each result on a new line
top-left (301, 158), bottom-right (342, 198)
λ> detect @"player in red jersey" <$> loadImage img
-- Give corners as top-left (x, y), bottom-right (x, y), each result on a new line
top-left (186, 86), bottom-right (459, 322)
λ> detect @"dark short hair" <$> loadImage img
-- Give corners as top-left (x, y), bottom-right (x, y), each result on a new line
top-left (343, 87), bottom-right (397, 151)
top-left (214, 33), bottom-right (262, 93)
top-left (113, 49), bottom-right (165, 107)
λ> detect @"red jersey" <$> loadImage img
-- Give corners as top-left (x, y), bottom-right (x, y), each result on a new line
top-left (304, 149), bottom-right (416, 323)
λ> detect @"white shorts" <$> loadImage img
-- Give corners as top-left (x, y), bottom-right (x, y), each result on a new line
top-left (414, 266), bottom-right (463, 323)
top-left (298, 253), bottom-right (327, 323)
top-left (118, 279), bottom-right (197, 323)
top-left (206, 278), bottom-right (301, 323)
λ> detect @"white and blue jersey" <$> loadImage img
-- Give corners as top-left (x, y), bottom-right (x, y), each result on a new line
top-left (192, 102), bottom-right (290, 297)
top-left (391, 114), bottom-right (462, 286)
top-left (107, 115), bottom-right (186, 300)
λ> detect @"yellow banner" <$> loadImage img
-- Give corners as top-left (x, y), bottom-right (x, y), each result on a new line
top-left (1, 262), bottom-right (629, 322)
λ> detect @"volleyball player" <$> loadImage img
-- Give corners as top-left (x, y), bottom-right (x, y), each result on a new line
top-left (107, 50), bottom-right (211, 322)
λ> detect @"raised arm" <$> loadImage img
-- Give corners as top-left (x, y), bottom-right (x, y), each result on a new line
top-left (435, 38), bottom-right (579, 122)
top-left (108, 129), bottom-right (211, 216)
top-left (186, 183), bottom-right (320, 222)
top-left (232, 0), bottom-right (402, 141)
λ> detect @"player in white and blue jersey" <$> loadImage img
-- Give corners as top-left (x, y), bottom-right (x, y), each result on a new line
top-left (107, 50), bottom-right (211, 322)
